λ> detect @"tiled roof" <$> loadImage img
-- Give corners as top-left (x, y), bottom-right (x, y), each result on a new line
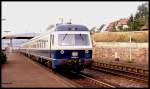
top-left (106, 18), bottom-right (128, 31)
top-left (119, 19), bottom-right (128, 25)
top-left (140, 23), bottom-right (148, 30)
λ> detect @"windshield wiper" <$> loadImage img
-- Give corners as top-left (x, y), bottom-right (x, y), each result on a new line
top-left (63, 34), bottom-right (84, 41)
top-left (80, 34), bottom-right (84, 41)
top-left (63, 34), bottom-right (68, 40)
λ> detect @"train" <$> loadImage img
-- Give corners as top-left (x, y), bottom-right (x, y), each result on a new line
top-left (19, 23), bottom-right (93, 73)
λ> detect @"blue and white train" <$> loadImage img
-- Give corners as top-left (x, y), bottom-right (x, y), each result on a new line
top-left (19, 23), bottom-right (93, 73)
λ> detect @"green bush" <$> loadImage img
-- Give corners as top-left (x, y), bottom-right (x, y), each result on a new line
top-left (1, 52), bottom-right (7, 63)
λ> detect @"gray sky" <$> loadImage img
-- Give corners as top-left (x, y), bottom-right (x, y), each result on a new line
top-left (2, 1), bottom-right (147, 35)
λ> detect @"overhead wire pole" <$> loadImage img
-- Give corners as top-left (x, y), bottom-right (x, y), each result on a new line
top-left (129, 31), bottom-right (132, 62)
top-left (2, 18), bottom-right (13, 53)
top-left (129, 20), bottom-right (133, 62)
top-left (2, 18), bottom-right (6, 21)
top-left (3, 30), bottom-right (12, 53)
top-left (69, 18), bottom-right (72, 24)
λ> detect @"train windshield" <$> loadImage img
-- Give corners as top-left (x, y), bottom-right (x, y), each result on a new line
top-left (58, 34), bottom-right (90, 46)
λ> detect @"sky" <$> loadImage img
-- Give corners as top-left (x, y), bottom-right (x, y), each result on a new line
top-left (2, 1), bottom-right (148, 35)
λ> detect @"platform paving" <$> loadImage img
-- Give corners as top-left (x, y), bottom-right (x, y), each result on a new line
top-left (1, 52), bottom-right (75, 88)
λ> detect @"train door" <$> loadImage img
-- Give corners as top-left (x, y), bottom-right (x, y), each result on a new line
top-left (50, 34), bottom-right (54, 58)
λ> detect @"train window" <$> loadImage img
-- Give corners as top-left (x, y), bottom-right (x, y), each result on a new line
top-left (44, 41), bottom-right (46, 48)
top-left (37, 41), bottom-right (39, 48)
top-left (75, 34), bottom-right (90, 45)
top-left (40, 40), bottom-right (41, 48)
top-left (37, 41), bottom-right (38, 48)
top-left (58, 34), bottom-right (89, 46)
top-left (39, 41), bottom-right (40, 48)
top-left (44, 41), bottom-right (45, 48)
top-left (40, 40), bottom-right (42, 48)
top-left (40, 41), bottom-right (41, 48)
top-left (42, 41), bottom-right (44, 48)
top-left (41, 42), bottom-right (42, 48)
top-left (41, 40), bottom-right (43, 48)
top-left (58, 34), bottom-right (74, 46)
top-left (43, 41), bottom-right (44, 48)
top-left (43, 40), bottom-right (44, 48)
top-left (43, 41), bottom-right (45, 48)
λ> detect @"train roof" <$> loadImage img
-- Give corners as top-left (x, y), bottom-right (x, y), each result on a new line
top-left (55, 24), bottom-right (89, 31)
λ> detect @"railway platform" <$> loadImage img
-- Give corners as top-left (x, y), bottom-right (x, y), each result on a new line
top-left (1, 52), bottom-right (75, 88)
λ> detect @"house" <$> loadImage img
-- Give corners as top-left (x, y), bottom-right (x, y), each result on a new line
top-left (106, 22), bottom-right (116, 31)
top-left (106, 18), bottom-right (129, 31)
top-left (140, 23), bottom-right (148, 31)
top-left (90, 24), bottom-right (109, 33)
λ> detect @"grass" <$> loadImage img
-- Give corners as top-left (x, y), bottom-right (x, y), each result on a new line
top-left (92, 31), bottom-right (148, 42)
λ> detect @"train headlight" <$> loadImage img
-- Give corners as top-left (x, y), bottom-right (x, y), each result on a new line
top-left (60, 50), bottom-right (64, 54)
top-left (85, 50), bottom-right (89, 53)
top-left (72, 52), bottom-right (78, 57)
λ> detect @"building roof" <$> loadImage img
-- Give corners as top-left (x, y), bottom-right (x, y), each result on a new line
top-left (118, 19), bottom-right (128, 25)
top-left (2, 32), bottom-right (39, 39)
top-left (140, 23), bottom-right (148, 30)
top-left (106, 18), bottom-right (128, 31)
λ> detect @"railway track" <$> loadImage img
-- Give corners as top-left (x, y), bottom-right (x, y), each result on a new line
top-left (77, 73), bottom-right (116, 88)
top-left (82, 68), bottom-right (148, 88)
top-left (54, 71), bottom-right (117, 88)
top-left (92, 61), bottom-right (149, 82)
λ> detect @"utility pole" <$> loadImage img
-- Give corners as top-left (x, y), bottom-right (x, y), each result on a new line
top-left (129, 31), bottom-right (132, 62)
top-left (129, 21), bottom-right (133, 62)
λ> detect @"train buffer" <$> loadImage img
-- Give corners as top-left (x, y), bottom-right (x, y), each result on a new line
top-left (1, 52), bottom-right (75, 88)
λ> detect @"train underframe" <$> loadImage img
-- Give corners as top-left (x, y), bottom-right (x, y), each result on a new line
top-left (19, 51), bottom-right (92, 73)
top-left (52, 59), bottom-right (93, 73)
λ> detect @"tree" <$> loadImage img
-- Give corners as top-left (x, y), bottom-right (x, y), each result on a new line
top-left (128, 14), bottom-right (134, 25)
top-left (127, 14), bottom-right (135, 31)
top-left (111, 28), bottom-right (118, 32)
top-left (137, 3), bottom-right (149, 17)
top-left (118, 26), bottom-right (123, 31)
top-left (127, 2), bottom-right (149, 31)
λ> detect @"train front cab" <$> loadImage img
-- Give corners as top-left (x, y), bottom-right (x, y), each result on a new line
top-left (51, 31), bottom-right (93, 72)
